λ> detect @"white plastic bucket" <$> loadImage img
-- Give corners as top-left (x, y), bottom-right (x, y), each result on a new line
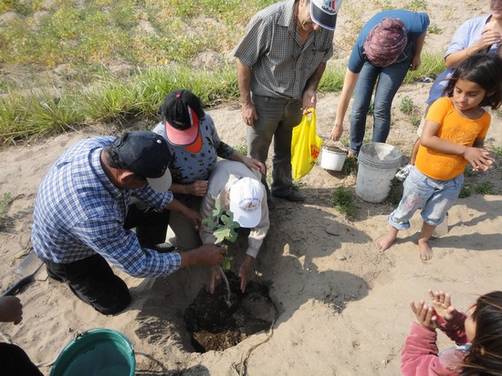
top-left (356, 142), bottom-right (402, 203)
top-left (320, 146), bottom-right (347, 171)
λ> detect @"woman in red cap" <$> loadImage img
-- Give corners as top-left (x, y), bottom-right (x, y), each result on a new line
top-left (153, 89), bottom-right (265, 250)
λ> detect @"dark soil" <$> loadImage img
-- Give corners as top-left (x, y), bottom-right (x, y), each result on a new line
top-left (184, 272), bottom-right (276, 353)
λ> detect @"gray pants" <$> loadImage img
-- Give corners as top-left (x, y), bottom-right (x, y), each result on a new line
top-left (247, 95), bottom-right (302, 195)
top-left (170, 194), bottom-right (202, 250)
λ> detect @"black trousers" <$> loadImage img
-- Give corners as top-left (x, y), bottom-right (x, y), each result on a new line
top-left (0, 343), bottom-right (43, 376)
top-left (45, 202), bottom-right (170, 315)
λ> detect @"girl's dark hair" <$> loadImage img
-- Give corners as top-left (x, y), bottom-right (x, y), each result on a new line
top-left (461, 291), bottom-right (502, 375)
top-left (159, 89), bottom-right (205, 129)
top-left (444, 54), bottom-right (502, 110)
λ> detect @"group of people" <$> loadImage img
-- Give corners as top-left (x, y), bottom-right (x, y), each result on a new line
top-left (2, 0), bottom-right (502, 374)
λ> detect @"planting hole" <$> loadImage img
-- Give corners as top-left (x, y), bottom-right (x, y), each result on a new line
top-left (184, 272), bottom-right (276, 353)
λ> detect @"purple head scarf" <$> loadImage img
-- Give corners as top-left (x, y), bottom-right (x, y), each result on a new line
top-left (363, 18), bottom-right (408, 67)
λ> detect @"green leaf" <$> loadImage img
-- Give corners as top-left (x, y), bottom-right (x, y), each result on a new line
top-left (202, 216), bottom-right (218, 230)
top-left (214, 227), bottom-right (232, 244)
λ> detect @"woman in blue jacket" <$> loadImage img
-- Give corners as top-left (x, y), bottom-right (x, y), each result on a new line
top-left (330, 10), bottom-right (429, 155)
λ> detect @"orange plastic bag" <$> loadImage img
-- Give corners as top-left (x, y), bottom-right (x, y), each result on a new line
top-left (291, 109), bottom-right (322, 180)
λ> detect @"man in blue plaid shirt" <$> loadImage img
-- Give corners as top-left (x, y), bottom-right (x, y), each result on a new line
top-left (32, 131), bottom-right (224, 315)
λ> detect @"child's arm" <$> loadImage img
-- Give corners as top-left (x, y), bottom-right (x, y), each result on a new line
top-left (429, 290), bottom-right (468, 345)
top-left (401, 302), bottom-right (455, 376)
top-left (420, 120), bottom-right (493, 171)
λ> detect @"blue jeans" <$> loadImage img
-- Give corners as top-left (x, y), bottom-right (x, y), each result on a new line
top-left (389, 167), bottom-right (463, 230)
top-left (350, 59), bottom-right (410, 154)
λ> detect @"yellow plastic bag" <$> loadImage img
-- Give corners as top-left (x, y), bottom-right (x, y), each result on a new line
top-left (291, 109), bottom-right (322, 180)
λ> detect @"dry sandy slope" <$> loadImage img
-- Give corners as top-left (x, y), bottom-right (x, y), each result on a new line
top-left (0, 86), bottom-right (501, 375)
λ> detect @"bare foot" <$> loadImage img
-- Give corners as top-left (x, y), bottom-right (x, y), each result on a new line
top-left (376, 232), bottom-right (397, 251)
top-left (418, 239), bottom-right (433, 262)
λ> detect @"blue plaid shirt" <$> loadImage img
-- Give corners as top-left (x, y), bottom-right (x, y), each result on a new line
top-left (31, 136), bottom-right (181, 277)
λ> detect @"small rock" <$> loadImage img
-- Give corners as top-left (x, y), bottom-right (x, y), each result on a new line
top-left (191, 50), bottom-right (224, 70)
top-left (137, 20), bottom-right (158, 36)
top-left (325, 224), bottom-right (340, 236)
top-left (0, 11), bottom-right (22, 26)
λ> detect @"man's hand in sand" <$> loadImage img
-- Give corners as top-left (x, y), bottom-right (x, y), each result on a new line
top-left (239, 255), bottom-right (255, 293)
top-left (181, 245), bottom-right (225, 268)
top-left (208, 266), bottom-right (222, 294)
top-left (429, 289), bottom-right (456, 321)
top-left (411, 300), bottom-right (437, 331)
top-left (0, 296), bottom-right (23, 324)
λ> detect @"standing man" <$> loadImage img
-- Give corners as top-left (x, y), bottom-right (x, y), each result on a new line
top-left (234, 0), bottom-right (340, 202)
top-left (32, 131), bottom-right (224, 315)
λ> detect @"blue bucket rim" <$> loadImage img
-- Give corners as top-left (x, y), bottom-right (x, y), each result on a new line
top-left (49, 328), bottom-right (136, 376)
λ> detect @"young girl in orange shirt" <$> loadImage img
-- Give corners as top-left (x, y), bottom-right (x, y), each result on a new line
top-left (377, 54), bottom-right (502, 261)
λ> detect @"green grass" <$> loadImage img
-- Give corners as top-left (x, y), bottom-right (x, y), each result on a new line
top-left (491, 146), bottom-right (502, 158)
top-left (0, 66), bottom-right (239, 142)
top-left (0, 192), bottom-right (12, 230)
top-left (341, 156), bottom-right (358, 176)
top-left (428, 24), bottom-right (442, 35)
top-left (331, 187), bottom-right (357, 219)
top-left (234, 143), bottom-right (248, 156)
top-left (404, 53), bottom-right (444, 83)
top-left (407, 0), bottom-right (427, 11)
top-left (459, 185), bottom-right (472, 198)
top-left (0, 0), bottom-right (445, 147)
top-left (474, 182), bottom-right (494, 195)
top-left (400, 96), bottom-right (416, 115)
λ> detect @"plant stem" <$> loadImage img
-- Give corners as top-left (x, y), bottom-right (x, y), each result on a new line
top-left (219, 266), bottom-right (231, 307)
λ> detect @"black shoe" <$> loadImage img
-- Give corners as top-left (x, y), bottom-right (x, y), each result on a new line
top-left (272, 189), bottom-right (305, 202)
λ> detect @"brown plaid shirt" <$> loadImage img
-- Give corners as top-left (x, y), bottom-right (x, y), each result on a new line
top-left (234, 0), bottom-right (335, 100)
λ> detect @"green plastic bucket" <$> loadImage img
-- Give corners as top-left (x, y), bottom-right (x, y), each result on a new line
top-left (50, 329), bottom-right (135, 376)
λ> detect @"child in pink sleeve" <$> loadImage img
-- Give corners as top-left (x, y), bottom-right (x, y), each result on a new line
top-left (401, 290), bottom-right (502, 375)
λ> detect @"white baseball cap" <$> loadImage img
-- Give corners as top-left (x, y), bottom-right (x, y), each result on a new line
top-left (310, 0), bottom-right (342, 31)
top-left (229, 177), bottom-right (264, 228)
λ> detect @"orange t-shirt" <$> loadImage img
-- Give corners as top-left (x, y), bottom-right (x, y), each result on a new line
top-left (415, 97), bottom-right (490, 180)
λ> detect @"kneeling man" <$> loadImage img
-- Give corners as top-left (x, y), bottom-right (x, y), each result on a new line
top-left (32, 131), bottom-right (223, 315)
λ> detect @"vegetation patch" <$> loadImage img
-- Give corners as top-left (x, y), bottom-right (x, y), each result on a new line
top-left (332, 187), bottom-right (357, 219)
top-left (0, 192), bottom-right (12, 230)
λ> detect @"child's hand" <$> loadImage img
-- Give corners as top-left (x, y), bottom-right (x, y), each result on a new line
top-left (463, 147), bottom-right (494, 171)
top-left (410, 300), bottom-right (437, 330)
top-left (429, 289), bottom-right (455, 321)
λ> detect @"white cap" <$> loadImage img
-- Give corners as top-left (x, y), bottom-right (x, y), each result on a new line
top-left (310, 0), bottom-right (342, 31)
top-left (146, 168), bottom-right (172, 192)
top-left (229, 177), bottom-right (264, 228)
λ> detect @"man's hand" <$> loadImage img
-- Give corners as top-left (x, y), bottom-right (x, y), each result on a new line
top-left (410, 300), bottom-right (437, 331)
top-left (410, 55), bottom-right (421, 71)
top-left (330, 124), bottom-right (344, 141)
top-left (302, 89), bottom-right (317, 114)
top-left (182, 244), bottom-right (225, 268)
top-left (241, 156), bottom-right (266, 174)
top-left (239, 255), bottom-right (255, 293)
top-left (241, 102), bottom-right (258, 127)
top-left (183, 208), bottom-right (202, 230)
top-left (187, 180), bottom-right (208, 197)
top-left (208, 266), bottom-right (222, 294)
top-left (0, 296), bottom-right (23, 324)
top-left (429, 289), bottom-right (455, 321)
top-left (463, 147), bottom-right (494, 171)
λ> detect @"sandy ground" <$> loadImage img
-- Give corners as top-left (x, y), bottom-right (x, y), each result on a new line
top-left (1, 0), bottom-right (502, 375)
top-left (0, 85), bottom-right (501, 375)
